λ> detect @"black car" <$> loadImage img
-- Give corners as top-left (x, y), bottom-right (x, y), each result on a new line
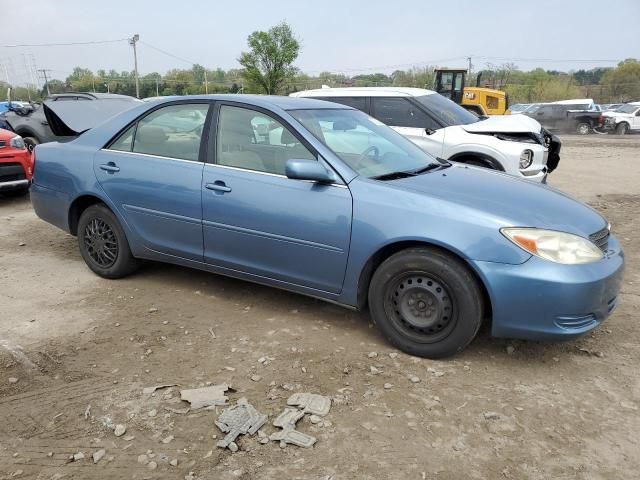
top-left (524, 103), bottom-right (604, 135)
top-left (2, 92), bottom-right (141, 150)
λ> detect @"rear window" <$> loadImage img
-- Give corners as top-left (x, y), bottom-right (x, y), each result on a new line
top-left (415, 94), bottom-right (479, 126)
top-left (314, 96), bottom-right (368, 112)
top-left (371, 97), bottom-right (439, 129)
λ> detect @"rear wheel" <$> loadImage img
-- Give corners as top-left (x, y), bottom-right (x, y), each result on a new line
top-left (77, 204), bottom-right (139, 278)
top-left (368, 247), bottom-right (484, 358)
top-left (576, 122), bottom-right (591, 135)
top-left (615, 123), bottom-right (629, 135)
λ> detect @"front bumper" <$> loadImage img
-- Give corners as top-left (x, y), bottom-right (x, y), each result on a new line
top-left (473, 234), bottom-right (624, 341)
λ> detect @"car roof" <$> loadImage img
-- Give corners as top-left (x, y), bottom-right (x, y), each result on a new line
top-left (551, 98), bottom-right (594, 105)
top-left (290, 87), bottom-right (437, 98)
top-left (144, 94), bottom-right (347, 110)
top-left (48, 92), bottom-right (139, 101)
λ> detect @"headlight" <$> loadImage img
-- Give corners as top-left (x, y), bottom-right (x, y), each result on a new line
top-left (9, 136), bottom-right (25, 150)
top-left (501, 228), bottom-right (603, 264)
top-left (519, 149), bottom-right (533, 169)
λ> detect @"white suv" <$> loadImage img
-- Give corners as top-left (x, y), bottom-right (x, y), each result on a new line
top-left (291, 87), bottom-right (561, 182)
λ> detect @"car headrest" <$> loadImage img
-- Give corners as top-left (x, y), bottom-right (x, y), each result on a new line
top-left (136, 125), bottom-right (167, 144)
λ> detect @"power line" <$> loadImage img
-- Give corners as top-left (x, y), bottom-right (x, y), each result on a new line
top-left (0, 38), bottom-right (128, 48)
top-left (139, 41), bottom-right (198, 66)
top-left (475, 56), bottom-right (620, 64)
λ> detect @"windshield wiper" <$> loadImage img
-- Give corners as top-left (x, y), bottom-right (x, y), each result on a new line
top-left (371, 170), bottom-right (417, 181)
top-left (408, 162), bottom-right (450, 175)
top-left (372, 162), bottom-right (450, 181)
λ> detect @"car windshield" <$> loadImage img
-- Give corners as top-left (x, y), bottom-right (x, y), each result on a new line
top-left (614, 104), bottom-right (639, 114)
top-left (414, 94), bottom-right (479, 126)
top-left (289, 108), bottom-right (443, 178)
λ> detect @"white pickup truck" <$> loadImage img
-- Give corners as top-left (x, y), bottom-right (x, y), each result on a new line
top-left (602, 102), bottom-right (640, 134)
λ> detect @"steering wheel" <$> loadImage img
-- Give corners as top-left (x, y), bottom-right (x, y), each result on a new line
top-left (354, 145), bottom-right (380, 169)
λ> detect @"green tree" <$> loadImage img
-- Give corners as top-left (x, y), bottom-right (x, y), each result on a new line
top-left (600, 59), bottom-right (640, 102)
top-left (238, 22), bottom-right (300, 94)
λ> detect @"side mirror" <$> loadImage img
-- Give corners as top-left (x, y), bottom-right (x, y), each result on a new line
top-left (285, 159), bottom-right (335, 183)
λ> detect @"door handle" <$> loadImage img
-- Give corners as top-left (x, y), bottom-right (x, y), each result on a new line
top-left (99, 163), bottom-right (120, 173)
top-left (205, 182), bottom-right (232, 193)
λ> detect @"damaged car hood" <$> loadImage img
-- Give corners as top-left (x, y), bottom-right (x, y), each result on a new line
top-left (462, 114), bottom-right (542, 134)
top-left (44, 97), bottom-right (142, 137)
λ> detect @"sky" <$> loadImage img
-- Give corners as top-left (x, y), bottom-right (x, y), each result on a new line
top-left (2, 0), bottom-right (639, 85)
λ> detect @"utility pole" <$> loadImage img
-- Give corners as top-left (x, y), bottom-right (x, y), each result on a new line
top-left (38, 69), bottom-right (52, 96)
top-left (155, 78), bottom-right (159, 96)
top-left (204, 70), bottom-right (208, 94)
top-left (467, 56), bottom-right (472, 75)
top-left (129, 34), bottom-right (140, 98)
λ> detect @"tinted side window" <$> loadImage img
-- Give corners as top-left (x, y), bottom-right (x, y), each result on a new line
top-left (132, 104), bottom-right (209, 161)
top-left (319, 97), bottom-right (368, 112)
top-left (372, 97), bottom-right (437, 129)
top-left (216, 105), bottom-right (315, 176)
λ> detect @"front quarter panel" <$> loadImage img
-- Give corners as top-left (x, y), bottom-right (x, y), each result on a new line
top-left (338, 176), bottom-right (531, 306)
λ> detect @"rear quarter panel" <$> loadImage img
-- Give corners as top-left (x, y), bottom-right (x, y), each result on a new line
top-left (31, 141), bottom-right (121, 234)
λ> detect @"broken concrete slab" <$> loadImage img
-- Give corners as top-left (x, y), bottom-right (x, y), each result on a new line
top-left (269, 407), bottom-right (316, 448)
top-left (215, 398), bottom-right (267, 450)
top-left (287, 393), bottom-right (331, 416)
top-left (273, 407), bottom-right (305, 429)
top-left (270, 428), bottom-right (317, 448)
top-left (180, 384), bottom-right (230, 409)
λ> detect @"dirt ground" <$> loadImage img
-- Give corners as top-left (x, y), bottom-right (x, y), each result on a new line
top-left (1, 135), bottom-right (638, 480)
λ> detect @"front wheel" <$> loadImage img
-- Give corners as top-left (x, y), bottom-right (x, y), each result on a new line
top-left (23, 136), bottom-right (40, 152)
top-left (576, 122), bottom-right (591, 135)
top-left (615, 123), bottom-right (629, 135)
top-left (77, 204), bottom-right (139, 278)
top-left (368, 247), bottom-right (484, 358)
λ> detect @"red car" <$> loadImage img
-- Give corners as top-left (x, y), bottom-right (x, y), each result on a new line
top-left (0, 128), bottom-right (33, 195)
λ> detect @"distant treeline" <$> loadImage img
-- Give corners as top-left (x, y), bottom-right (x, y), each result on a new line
top-left (3, 59), bottom-right (639, 104)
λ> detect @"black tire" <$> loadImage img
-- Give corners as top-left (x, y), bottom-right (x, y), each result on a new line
top-left (576, 122), bottom-right (591, 135)
top-left (368, 247), bottom-right (484, 358)
top-left (77, 204), bottom-right (139, 278)
top-left (615, 123), bottom-right (629, 135)
top-left (23, 136), bottom-right (40, 152)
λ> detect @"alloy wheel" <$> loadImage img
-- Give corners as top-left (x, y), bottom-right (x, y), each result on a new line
top-left (83, 218), bottom-right (119, 268)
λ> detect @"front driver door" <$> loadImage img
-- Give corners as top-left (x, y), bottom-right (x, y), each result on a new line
top-left (95, 102), bottom-right (210, 261)
top-left (201, 103), bottom-right (352, 294)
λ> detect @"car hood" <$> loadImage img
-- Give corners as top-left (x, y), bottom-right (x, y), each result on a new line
top-left (388, 164), bottom-right (606, 237)
top-left (43, 98), bottom-right (141, 137)
top-left (602, 111), bottom-right (631, 118)
top-left (462, 114), bottom-right (541, 134)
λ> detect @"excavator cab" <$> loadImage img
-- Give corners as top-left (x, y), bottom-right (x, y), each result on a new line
top-left (434, 68), bottom-right (508, 116)
top-left (433, 69), bottom-right (466, 105)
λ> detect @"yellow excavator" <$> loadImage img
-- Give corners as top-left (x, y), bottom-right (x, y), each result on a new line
top-left (433, 68), bottom-right (508, 116)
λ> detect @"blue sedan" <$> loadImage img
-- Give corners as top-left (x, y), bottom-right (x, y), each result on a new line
top-left (30, 95), bottom-right (624, 358)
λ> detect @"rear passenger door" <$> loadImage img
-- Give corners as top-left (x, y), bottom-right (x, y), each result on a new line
top-left (94, 102), bottom-right (210, 261)
top-left (371, 97), bottom-right (445, 157)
